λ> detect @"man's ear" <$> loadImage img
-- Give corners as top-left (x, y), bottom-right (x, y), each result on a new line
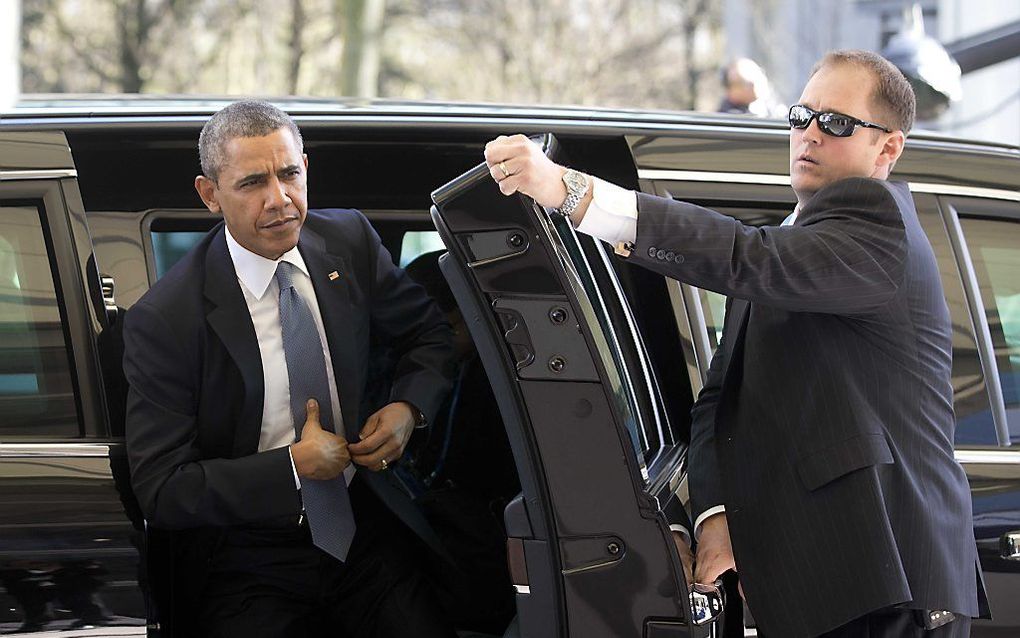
top-left (195, 175), bottom-right (221, 213)
top-left (876, 131), bottom-right (906, 176)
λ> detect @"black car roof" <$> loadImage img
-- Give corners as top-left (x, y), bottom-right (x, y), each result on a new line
top-left (5, 94), bottom-right (1019, 153)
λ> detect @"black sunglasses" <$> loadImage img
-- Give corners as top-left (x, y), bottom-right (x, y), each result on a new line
top-left (788, 104), bottom-right (892, 138)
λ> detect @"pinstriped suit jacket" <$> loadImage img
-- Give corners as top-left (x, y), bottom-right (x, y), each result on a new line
top-left (627, 178), bottom-right (985, 638)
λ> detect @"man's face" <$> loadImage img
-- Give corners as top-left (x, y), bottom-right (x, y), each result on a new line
top-left (195, 127), bottom-right (308, 260)
top-left (790, 63), bottom-right (902, 203)
top-left (727, 73), bottom-right (757, 107)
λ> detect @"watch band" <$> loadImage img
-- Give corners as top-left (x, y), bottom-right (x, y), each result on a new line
top-left (555, 169), bottom-right (590, 219)
top-left (557, 190), bottom-right (584, 218)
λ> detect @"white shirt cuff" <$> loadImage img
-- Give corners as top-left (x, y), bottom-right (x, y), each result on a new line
top-left (693, 505), bottom-right (726, 540)
top-left (288, 446), bottom-right (300, 490)
top-left (669, 523), bottom-right (692, 545)
top-left (575, 177), bottom-right (638, 246)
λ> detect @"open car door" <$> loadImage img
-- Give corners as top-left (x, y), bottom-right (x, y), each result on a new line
top-left (431, 135), bottom-right (720, 638)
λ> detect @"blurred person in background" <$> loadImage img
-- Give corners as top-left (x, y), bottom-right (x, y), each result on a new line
top-left (718, 57), bottom-right (784, 118)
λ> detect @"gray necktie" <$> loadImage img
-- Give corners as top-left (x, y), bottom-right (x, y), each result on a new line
top-left (275, 260), bottom-right (356, 562)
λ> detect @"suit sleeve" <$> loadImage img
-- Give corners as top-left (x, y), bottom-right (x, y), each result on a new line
top-left (123, 300), bottom-right (301, 529)
top-left (687, 299), bottom-right (731, 524)
top-left (358, 215), bottom-right (456, 424)
top-left (629, 178), bottom-right (907, 315)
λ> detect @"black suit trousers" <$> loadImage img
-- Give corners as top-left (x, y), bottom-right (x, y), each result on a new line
top-left (762, 609), bottom-right (972, 638)
top-left (199, 477), bottom-right (456, 638)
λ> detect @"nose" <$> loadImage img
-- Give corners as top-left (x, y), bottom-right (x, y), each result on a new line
top-left (802, 117), bottom-right (824, 145)
top-left (265, 176), bottom-right (291, 210)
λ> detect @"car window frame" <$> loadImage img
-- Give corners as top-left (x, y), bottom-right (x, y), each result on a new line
top-left (941, 194), bottom-right (1020, 448)
top-left (0, 178), bottom-right (105, 439)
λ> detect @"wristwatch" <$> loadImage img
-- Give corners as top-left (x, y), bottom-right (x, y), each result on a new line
top-left (555, 169), bottom-right (591, 219)
top-left (411, 405), bottom-right (428, 429)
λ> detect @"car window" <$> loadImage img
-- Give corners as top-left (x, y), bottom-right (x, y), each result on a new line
top-left (914, 198), bottom-right (994, 446)
top-left (0, 203), bottom-right (81, 437)
top-left (688, 197), bottom-right (997, 446)
top-left (146, 220), bottom-right (446, 279)
top-left (400, 230), bottom-right (446, 267)
top-left (569, 231), bottom-right (684, 475)
top-left (959, 215), bottom-right (1020, 445)
top-left (151, 230), bottom-right (208, 280)
top-left (600, 241), bottom-right (696, 449)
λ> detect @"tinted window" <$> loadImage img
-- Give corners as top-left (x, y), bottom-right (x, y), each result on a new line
top-left (913, 198), bottom-right (992, 446)
top-left (400, 230), bottom-right (446, 267)
top-left (600, 241), bottom-right (695, 448)
top-left (960, 215), bottom-right (1020, 445)
top-left (148, 223), bottom-right (445, 278)
top-left (0, 204), bottom-right (80, 436)
top-left (687, 197), bottom-right (995, 445)
top-left (151, 230), bottom-right (208, 279)
top-left (567, 230), bottom-right (698, 474)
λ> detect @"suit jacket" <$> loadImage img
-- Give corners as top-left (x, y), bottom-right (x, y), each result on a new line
top-left (627, 178), bottom-right (985, 637)
top-left (123, 209), bottom-right (456, 592)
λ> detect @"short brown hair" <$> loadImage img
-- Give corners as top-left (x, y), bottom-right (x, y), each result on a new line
top-left (810, 49), bottom-right (916, 135)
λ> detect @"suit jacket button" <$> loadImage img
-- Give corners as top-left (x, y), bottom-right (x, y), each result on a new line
top-left (665, 251), bottom-right (675, 261)
top-left (647, 246), bottom-right (657, 258)
top-left (656, 249), bottom-right (666, 260)
top-left (674, 254), bottom-right (685, 264)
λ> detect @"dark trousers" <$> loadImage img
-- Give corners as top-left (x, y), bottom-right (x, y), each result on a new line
top-left (199, 477), bottom-right (456, 638)
top-left (815, 609), bottom-right (972, 638)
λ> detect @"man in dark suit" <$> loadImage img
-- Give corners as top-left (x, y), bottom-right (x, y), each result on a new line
top-left (124, 101), bottom-right (457, 637)
top-left (483, 50), bottom-right (985, 637)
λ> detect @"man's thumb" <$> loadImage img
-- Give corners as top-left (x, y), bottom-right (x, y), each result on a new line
top-left (305, 398), bottom-right (321, 426)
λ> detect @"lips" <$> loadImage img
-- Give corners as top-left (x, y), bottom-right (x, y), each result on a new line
top-left (796, 154), bottom-right (818, 165)
top-left (261, 216), bottom-right (298, 230)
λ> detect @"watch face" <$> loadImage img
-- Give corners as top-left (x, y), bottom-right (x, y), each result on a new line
top-left (563, 170), bottom-right (587, 194)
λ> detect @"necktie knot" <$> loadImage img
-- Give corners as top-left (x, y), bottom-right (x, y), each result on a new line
top-left (275, 260), bottom-right (297, 290)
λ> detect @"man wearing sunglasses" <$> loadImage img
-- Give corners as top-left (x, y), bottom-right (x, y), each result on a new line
top-left (484, 49), bottom-right (986, 637)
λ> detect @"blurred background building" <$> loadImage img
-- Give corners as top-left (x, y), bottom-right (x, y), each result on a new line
top-left (2, 0), bottom-right (1018, 145)
top-left (725, 0), bottom-right (1020, 143)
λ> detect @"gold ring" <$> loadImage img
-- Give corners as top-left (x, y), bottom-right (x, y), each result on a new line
top-left (380, 458), bottom-right (388, 470)
top-left (498, 161), bottom-right (510, 178)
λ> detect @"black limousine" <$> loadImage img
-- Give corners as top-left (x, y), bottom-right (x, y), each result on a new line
top-left (0, 97), bottom-right (1018, 637)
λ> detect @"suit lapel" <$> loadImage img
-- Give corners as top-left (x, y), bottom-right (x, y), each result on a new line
top-left (298, 227), bottom-right (362, 441)
top-left (203, 227), bottom-right (265, 456)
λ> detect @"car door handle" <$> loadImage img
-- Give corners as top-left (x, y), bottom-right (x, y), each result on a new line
top-left (690, 579), bottom-right (725, 626)
top-left (1003, 531), bottom-right (1020, 561)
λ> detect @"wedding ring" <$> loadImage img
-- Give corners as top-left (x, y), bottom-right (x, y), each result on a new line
top-left (498, 161), bottom-right (510, 178)
top-left (380, 458), bottom-right (388, 470)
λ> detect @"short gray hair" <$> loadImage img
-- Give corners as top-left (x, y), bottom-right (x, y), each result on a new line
top-left (198, 100), bottom-right (304, 181)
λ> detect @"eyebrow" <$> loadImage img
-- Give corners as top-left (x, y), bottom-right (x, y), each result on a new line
top-left (803, 102), bottom-right (857, 116)
top-left (233, 164), bottom-right (302, 187)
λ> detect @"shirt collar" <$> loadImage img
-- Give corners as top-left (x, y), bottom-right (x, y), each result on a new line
top-left (224, 226), bottom-right (310, 300)
top-left (782, 204), bottom-right (801, 227)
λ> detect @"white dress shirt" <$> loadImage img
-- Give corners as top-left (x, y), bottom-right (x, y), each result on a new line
top-left (225, 228), bottom-right (356, 489)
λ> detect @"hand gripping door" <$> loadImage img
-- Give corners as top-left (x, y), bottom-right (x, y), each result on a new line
top-left (431, 135), bottom-right (708, 638)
